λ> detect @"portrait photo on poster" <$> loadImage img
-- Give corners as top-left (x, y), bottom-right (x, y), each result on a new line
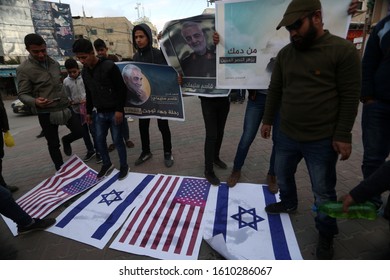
top-left (160, 14), bottom-right (230, 97)
top-left (122, 63), bottom-right (151, 106)
top-left (117, 62), bottom-right (185, 121)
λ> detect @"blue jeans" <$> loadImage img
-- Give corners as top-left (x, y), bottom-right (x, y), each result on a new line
top-left (0, 186), bottom-right (32, 227)
top-left (233, 93), bottom-right (266, 170)
top-left (95, 112), bottom-right (128, 169)
top-left (233, 93), bottom-right (279, 175)
top-left (361, 101), bottom-right (390, 179)
top-left (275, 131), bottom-right (339, 237)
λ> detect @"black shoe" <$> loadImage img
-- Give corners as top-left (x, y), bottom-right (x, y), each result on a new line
top-left (135, 152), bottom-right (153, 166)
top-left (108, 144), bottom-right (116, 152)
top-left (36, 130), bottom-right (45, 138)
top-left (205, 171), bottom-right (220, 186)
top-left (97, 164), bottom-right (114, 178)
top-left (96, 153), bottom-right (102, 164)
top-left (83, 151), bottom-right (96, 162)
top-left (126, 140), bottom-right (135, 148)
top-left (214, 158), bottom-right (227, 169)
top-left (61, 137), bottom-right (72, 156)
top-left (118, 166), bottom-right (130, 180)
top-left (265, 202), bottom-right (297, 214)
top-left (164, 152), bottom-right (174, 168)
top-left (4, 185), bottom-right (19, 193)
top-left (316, 234), bottom-right (334, 260)
top-left (17, 218), bottom-right (56, 235)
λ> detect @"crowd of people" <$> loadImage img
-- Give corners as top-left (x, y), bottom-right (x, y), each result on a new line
top-left (1, 0), bottom-right (389, 260)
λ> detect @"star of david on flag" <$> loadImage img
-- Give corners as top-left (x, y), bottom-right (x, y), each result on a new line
top-left (203, 183), bottom-right (303, 260)
top-left (99, 189), bottom-right (124, 206)
top-left (47, 172), bottom-right (154, 249)
top-left (231, 206), bottom-right (264, 230)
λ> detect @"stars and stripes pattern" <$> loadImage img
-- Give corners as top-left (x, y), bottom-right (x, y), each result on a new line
top-left (16, 155), bottom-right (98, 219)
top-left (110, 174), bottom-right (211, 260)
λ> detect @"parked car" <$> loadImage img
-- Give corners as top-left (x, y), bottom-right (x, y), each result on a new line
top-left (11, 99), bottom-right (34, 115)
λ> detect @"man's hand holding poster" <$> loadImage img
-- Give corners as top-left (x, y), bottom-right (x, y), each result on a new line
top-left (160, 14), bottom-right (230, 97)
top-left (116, 62), bottom-right (185, 121)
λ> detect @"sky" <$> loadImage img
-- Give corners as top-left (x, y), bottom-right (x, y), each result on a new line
top-left (62, 0), bottom-right (216, 32)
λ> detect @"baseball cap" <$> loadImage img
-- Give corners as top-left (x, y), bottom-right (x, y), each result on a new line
top-left (276, 0), bottom-right (322, 30)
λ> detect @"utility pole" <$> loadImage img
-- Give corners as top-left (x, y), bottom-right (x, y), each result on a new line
top-left (135, 3), bottom-right (141, 19)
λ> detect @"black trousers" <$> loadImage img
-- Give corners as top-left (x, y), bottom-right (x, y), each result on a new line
top-left (0, 134), bottom-right (7, 187)
top-left (200, 97), bottom-right (230, 172)
top-left (139, 118), bottom-right (172, 154)
top-left (38, 110), bottom-right (83, 170)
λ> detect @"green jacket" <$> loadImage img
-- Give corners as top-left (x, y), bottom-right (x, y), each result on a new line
top-left (263, 31), bottom-right (361, 143)
top-left (16, 55), bottom-right (69, 113)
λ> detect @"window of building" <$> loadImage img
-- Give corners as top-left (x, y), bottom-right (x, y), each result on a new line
top-left (109, 42), bottom-right (114, 46)
top-left (90, 29), bottom-right (97, 35)
top-left (357, 1), bottom-right (363, 10)
top-left (106, 28), bottom-right (114, 33)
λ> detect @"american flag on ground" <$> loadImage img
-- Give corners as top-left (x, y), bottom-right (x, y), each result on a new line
top-left (2, 155), bottom-right (98, 236)
top-left (110, 174), bottom-right (212, 260)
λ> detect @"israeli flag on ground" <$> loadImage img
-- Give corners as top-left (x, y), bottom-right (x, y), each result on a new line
top-left (203, 182), bottom-right (303, 260)
top-left (47, 172), bottom-right (154, 249)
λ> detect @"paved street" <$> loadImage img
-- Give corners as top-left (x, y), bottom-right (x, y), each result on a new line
top-left (0, 96), bottom-right (389, 260)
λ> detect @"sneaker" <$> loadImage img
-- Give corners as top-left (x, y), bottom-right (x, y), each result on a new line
top-left (83, 151), bottom-right (96, 162)
top-left (265, 202), bottom-right (297, 214)
top-left (135, 152), bottom-right (153, 166)
top-left (118, 166), bottom-right (130, 180)
top-left (108, 144), bottom-right (116, 152)
top-left (214, 158), bottom-right (227, 169)
top-left (316, 234), bottom-right (334, 260)
top-left (17, 218), bottom-right (56, 235)
top-left (164, 152), bottom-right (174, 168)
top-left (61, 137), bottom-right (72, 156)
top-left (126, 140), bottom-right (135, 148)
top-left (95, 153), bottom-right (102, 164)
top-left (205, 171), bottom-right (220, 186)
top-left (227, 170), bottom-right (241, 188)
top-left (266, 174), bottom-right (279, 194)
top-left (97, 164), bottom-right (114, 179)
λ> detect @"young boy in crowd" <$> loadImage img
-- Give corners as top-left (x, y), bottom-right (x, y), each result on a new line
top-left (63, 58), bottom-right (100, 163)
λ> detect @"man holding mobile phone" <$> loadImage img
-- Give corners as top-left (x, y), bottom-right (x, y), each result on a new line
top-left (17, 33), bottom-right (83, 171)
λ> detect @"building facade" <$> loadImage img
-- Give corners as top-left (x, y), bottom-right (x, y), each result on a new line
top-left (72, 16), bottom-right (135, 61)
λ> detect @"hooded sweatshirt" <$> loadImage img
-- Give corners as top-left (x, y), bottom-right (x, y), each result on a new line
top-left (132, 23), bottom-right (167, 65)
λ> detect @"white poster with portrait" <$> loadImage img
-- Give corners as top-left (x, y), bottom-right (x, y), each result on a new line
top-left (160, 14), bottom-right (230, 97)
top-left (116, 62), bottom-right (185, 121)
top-left (215, 0), bottom-right (352, 89)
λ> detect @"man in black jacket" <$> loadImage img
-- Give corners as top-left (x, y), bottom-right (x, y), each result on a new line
top-left (72, 39), bottom-right (129, 180)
